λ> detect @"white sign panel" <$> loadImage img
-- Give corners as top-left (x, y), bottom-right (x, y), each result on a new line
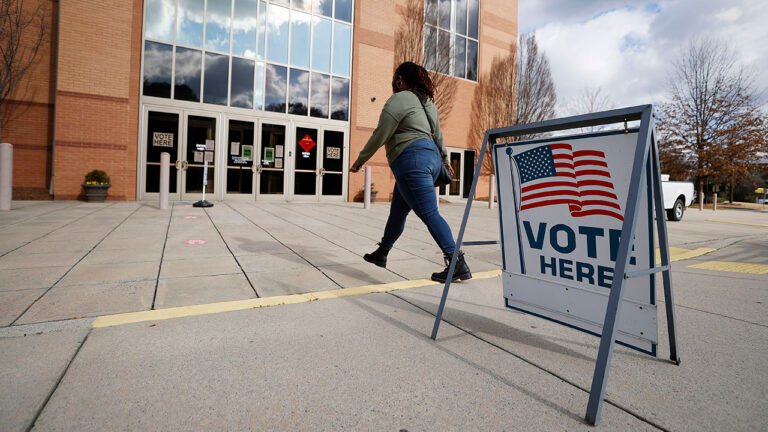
top-left (152, 132), bottom-right (174, 147)
top-left (494, 130), bottom-right (657, 354)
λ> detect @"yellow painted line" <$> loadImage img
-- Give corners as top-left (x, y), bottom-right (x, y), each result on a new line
top-left (92, 269), bottom-right (502, 329)
top-left (656, 247), bottom-right (716, 262)
top-left (706, 219), bottom-right (768, 228)
top-left (688, 261), bottom-right (768, 275)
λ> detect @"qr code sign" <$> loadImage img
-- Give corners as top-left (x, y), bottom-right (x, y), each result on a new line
top-left (326, 147), bottom-right (341, 159)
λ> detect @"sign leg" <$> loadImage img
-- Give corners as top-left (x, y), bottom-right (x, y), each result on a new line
top-left (431, 134), bottom-right (490, 340)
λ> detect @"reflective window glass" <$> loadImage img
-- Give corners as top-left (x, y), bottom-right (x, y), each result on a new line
top-left (290, 11), bottom-right (311, 69)
top-left (288, 69), bottom-right (309, 115)
top-left (265, 64), bottom-right (288, 112)
top-left (174, 47), bottom-right (202, 101)
top-left (231, 57), bottom-right (255, 108)
top-left (177, 0), bottom-right (204, 48)
top-left (330, 77), bottom-right (349, 121)
top-left (143, 41), bottom-right (173, 98)
top-left (204, 53), bottom-right (230, 105)
top-left (466, 39), bottom-right (478, 81)
top-left (271, 0), bottom-right (289, 5)
top-left (437, 29), bottom-right (450, 75)
top-left (292, 0), bottom-right (311, 12)
top-left (424, 26), bottom-right (436, 71)
top-left (144, 0), bottom-right (175, 42)
top-left (332, 23), bottom-right (351, 77)
top-left (310, 73), bottom-right (329, 118)
top-left (455, 0), bottom-right (467, 36)
top-left (206, 0), bottom-right (232, 52)
top-left (335, 0), bottom-right (352, 22)
top-left (468, 0), bottom-right (479, 38)
top-left (425, 0), bottom-right (437, 26)
top-left (266, 4), bottom-right (289, 64)
top-left (258, 1), bottom-right (266, 58)
top-left (313, 0), bottom-right (332, 17)
top-left (311, 17), bottom-right (332, 73)
top-left (438, 0), bottom-right (451, 30)
top-left (232, 0), bottom-right (258, 58)
top-left (453, 35), bottom-right (466, 78)
top-left (255, 62), bottom-right (265, 110)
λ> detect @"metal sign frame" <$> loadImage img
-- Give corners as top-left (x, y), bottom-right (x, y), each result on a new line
top-left (429, 105), bottom-right (680, 426)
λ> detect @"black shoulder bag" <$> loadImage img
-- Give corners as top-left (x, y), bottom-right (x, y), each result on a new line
top-left (415, 94), bottom-right (452, 187)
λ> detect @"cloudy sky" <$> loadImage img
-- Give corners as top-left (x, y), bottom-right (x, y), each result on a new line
top-left (518, 0), bottom-right (768, 115)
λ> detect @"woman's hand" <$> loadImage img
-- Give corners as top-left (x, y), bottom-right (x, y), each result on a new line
top-left (350, 162), bottom-right (362, 173)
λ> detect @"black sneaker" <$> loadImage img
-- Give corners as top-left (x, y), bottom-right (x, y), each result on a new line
top-left (363, 243), bottom-right (390, 268)
top-left (431, 251), bottom-right (472, 282)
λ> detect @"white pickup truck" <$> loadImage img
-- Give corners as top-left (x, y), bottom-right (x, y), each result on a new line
top-left (661, 174), bottom-right (695, 221)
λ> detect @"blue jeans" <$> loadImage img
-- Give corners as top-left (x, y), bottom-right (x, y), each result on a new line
top-left (381, 139), bottom-right (456, 255)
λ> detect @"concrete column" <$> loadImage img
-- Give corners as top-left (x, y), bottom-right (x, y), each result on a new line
top-left (363, 166), bottom-right (371, 209)
top-left (713, 192), bottom-right (717, 211)
top-left (159, 152), bottom-right (170, 210)
top-left (488, 174), bottom-right (496, 209)
top-left (0, 143), bottom-right (12, 211)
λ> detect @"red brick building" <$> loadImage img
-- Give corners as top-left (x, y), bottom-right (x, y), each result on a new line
top-left (2, 0), bottom-right (517, 202)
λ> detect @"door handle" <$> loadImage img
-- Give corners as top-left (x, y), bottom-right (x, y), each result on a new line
top-left (253, 165), bottom-right (263, 174)
top-left (319, 168), bottom-right (326, 176)
top-left (175, 160), bottom-right (181, 169)
top-left (182, 160), bottom-right (189, 170)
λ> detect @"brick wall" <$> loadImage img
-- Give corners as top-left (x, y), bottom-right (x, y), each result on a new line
top-left (1, 0), bottom-right (57, 199)
top-left (51, 0), bottom-right (142, 200)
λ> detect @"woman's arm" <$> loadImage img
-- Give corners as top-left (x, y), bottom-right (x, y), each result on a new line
top-left (350, 109), bottom-right (399, 172)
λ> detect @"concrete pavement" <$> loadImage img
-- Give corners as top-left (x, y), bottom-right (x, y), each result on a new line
top-left (1, 200), bottom-right (767, 431)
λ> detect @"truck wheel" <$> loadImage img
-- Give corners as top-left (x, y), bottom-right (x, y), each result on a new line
top-left (666, 198), bottom-right (685, 221)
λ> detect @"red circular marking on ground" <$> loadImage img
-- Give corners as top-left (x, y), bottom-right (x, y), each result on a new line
top-left (184, 239), bottom-right (207, 245)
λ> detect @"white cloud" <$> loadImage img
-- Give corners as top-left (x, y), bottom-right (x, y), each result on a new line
top-left (520, 0), bottom-right (768, 114)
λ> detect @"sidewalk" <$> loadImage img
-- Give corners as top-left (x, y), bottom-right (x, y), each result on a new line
top-left (1, 201), bottom-right (767, 431)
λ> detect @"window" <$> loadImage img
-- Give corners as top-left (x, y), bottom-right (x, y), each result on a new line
top-left (424, 0), bottom-right (479, 81)
top-left (142, 0), bottom-right (352, 121)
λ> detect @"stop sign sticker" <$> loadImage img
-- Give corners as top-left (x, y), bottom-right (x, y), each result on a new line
top-left (299, 134), bottom-right (316, 152)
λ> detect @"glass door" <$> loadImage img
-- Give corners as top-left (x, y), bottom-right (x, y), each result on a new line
top-left (292, 125), bottom-right (319, 200)
top-left (319, 129), bottom-right (346, 200)
top-left (181, 114), bottom-right (218, 201)
top-left (224, 119), bottom-right (256, 200)
top-left (143, 109), bottom-right (181, 200)
top-left (439, 148), bottom-right (470, 200)
top-left (257, 122), bottom-right (287, 199)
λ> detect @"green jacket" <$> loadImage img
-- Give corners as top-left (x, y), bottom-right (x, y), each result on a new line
top-left (354, 90), bottom-right (448, 167)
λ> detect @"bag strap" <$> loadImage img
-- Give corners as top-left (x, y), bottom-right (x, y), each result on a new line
top-left (411, 91), bottom-right (443, 160)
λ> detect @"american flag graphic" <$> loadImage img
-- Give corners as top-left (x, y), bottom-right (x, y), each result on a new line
top-left (511, 143), bottom-right (624, 221)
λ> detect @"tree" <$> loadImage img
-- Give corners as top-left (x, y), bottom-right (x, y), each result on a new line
top-left (0, 0), bottom-right (49, 139)
top-left (394, 0), bottom-right (457, 123)
top-left (656, 38), bottom-right (767, 207)
top-left (468, 33), bottom-right (557, 174)
top-left (563, 86), bottom-right (615, 132)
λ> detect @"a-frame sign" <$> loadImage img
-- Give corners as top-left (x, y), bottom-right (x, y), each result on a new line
top-left (430, 105), bottom-right (680, 426)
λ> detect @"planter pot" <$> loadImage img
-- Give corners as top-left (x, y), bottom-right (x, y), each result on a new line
top-left (82, 184), bottom-right (110, 202)
top-left (370, 191), bottom-right (378, 202)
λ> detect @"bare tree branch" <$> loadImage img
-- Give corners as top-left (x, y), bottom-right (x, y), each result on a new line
top-left (0, 0), bottom-right (49, 138)
top-left (394, 0), bottom-right (457, 123)
top-left (468, 33), bottom-right (557, 174)
top-left (656, 37), bottom-right (767, 205)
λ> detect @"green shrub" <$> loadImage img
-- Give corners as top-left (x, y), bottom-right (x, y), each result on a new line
top-left (84, 170), bottom-right (110, 185)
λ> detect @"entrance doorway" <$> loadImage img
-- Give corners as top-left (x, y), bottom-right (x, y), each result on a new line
top-left (289, 125), bottom-right (346, 201)
top-left (141, 106), bottom-right (348, 202)
top-left (438, 148), bottom-right (476, 200)
top-left (142, 109), bottom-right (218, 201)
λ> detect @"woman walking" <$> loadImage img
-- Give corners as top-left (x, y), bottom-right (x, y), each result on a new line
top-left (349, 61), bottom-right (471, 283)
